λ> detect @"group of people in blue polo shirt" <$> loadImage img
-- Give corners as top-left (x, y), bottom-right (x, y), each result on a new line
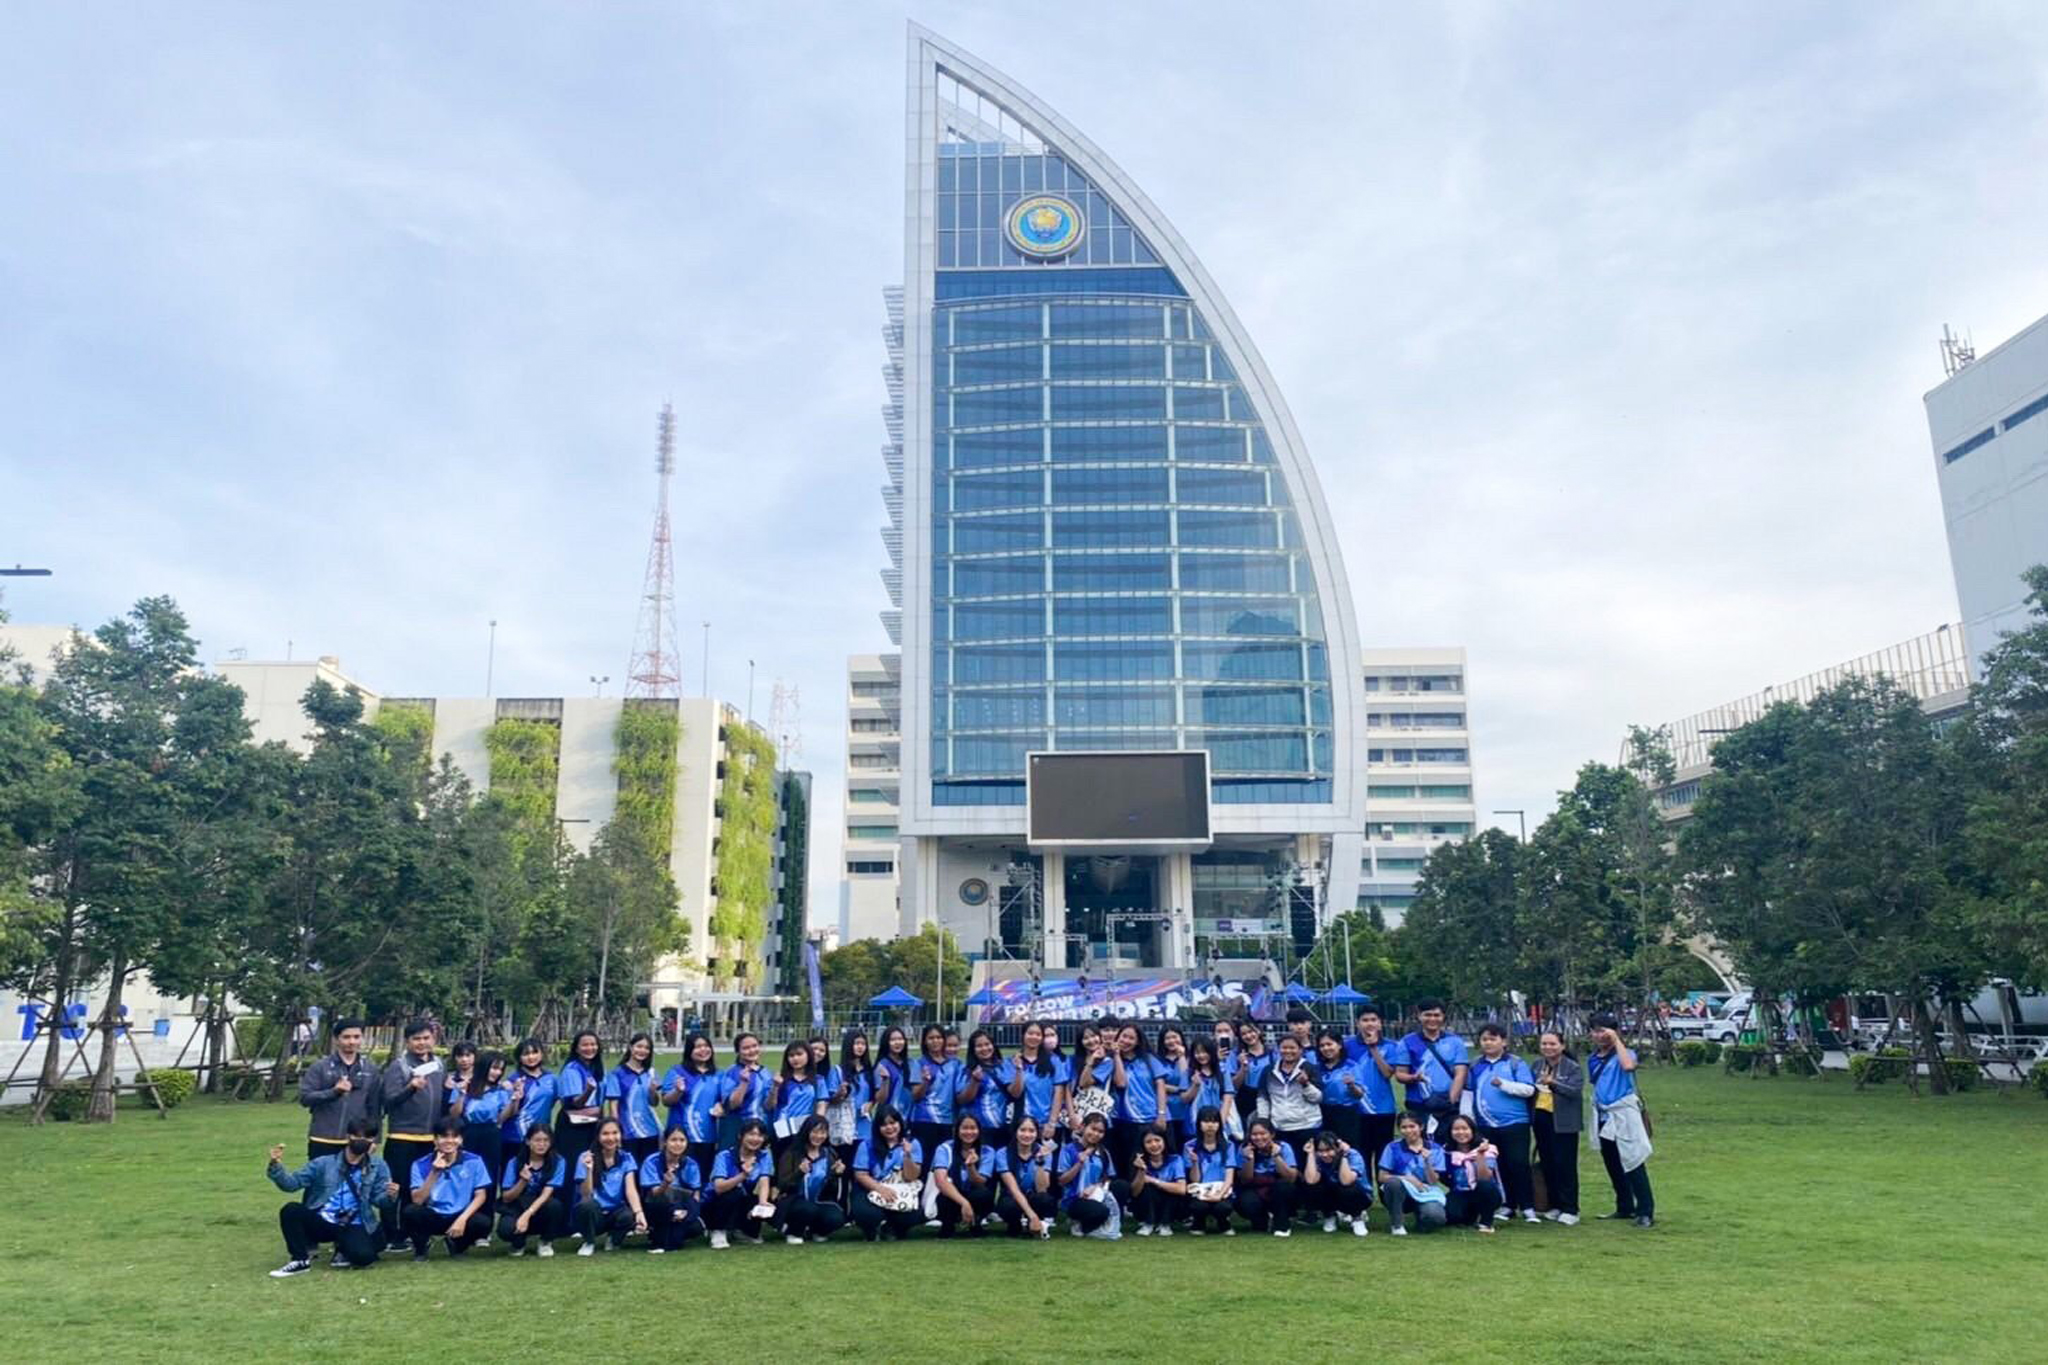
top-left (261, 1001), bottom-right (1655, 1275)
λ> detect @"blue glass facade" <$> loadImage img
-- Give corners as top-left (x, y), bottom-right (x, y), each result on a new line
top-left (926, 142), bottom-right (1335, 808)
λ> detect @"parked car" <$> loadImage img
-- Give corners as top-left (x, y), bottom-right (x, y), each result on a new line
top-left (1668, 991), bottom-right (1752, 1045)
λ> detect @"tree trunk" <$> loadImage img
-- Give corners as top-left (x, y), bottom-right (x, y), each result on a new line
top-left (1910, 996), bottom-right (1950, 1095)
top-left (1943, 999), bottom-right (1979, 1062)
top-left (36, 924), bottom-right (79, 1111)
top-left (85, 951), bottom-right (128, 1124)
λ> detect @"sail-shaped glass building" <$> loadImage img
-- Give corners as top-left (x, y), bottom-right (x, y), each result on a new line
top-left (882, 27), bottom-right (1365, 969)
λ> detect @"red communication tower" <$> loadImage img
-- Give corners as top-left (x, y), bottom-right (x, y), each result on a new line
top-left (625, 404), bottom-right (682, 698)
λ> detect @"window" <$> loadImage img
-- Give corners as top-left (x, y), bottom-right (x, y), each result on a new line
top-left (954, 556), bottom-right (1045, 596)
top-left (1049, 302), bottom-right (1166, 338)
top-left (953, 470), bottom-right (1043, 511)
top-left (1051, 466), bottom-right (1170, 505)
top-left (952, 644), bottom-right (1045, 684)
top-left (848, 754), bottom-right (895, 770)
top-left (1052, 509), bottom-right (1170, 547)
top-left (846, 825), bottom-right (898, 841)
top-left (1050, 425), bottom-right (1170, 463)
top-left (849, 717), bottom-right (897, 732)
top-left (1172, 386), bottom-right (1227, 420)
top-left (1183, 640), bottom-right (1303, 681)
top-left (1053, 553), bottom-right (1171, 591)
top-left (1054, 686), bottom-right (1175, 727)
top-left (1176, 467), bottom-right (1267, 505)
top-left (850, 680), bottom-right (898, 698)
top-left (1050, 342), bottom-right (1166, 379)
top-left (1188, 685), bottom-right (1305, 726)
top-left (953, 513), bottom-right (1044, 553)
top-left (952, 386), bottom-right (1044, 427)
top-left (1051, 384), bottom-right (1167, 421)
top-left (1940, 426), bottom-right (1995, 464)
top-left (1055, 640), bottom-right (1175, 680)
top-left (1054, 597), bottom-right (1172, 636)
top-left (953, 601), bottom-right (1045, 640)
top-left (848, 788), bottom-right (895, 803)
top-left (1180, 597), bottom-right (1298, 636)
top-left (952, 690), bottom-right (1047, 729)
top-left (1178, 510), bottom-right (1279, 548)
top-left (2003, 391), bottom-right (2048, 432)
top-left (952, 346), bottom-right (1043, 385)
top-left (1179, 553), bottom-right (1290, 592)
top-left (847, 860), bottom-right (895, 875)
top-left (952, 429), bottom-right (1044, 469)
top-left (1174, 426), bottom-right (1247, 463)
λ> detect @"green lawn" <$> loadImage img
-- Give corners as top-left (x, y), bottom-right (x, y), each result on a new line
top-left (3, 1066), bottom-right (2043, 1363)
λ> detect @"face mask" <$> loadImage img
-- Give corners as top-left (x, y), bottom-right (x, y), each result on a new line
top-left (347, 1139), bottom-right (374, 1157)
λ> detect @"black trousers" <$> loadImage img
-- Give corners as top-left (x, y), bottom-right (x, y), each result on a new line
top-left (910, 1121), bottom-right (951, 1167)
top-left (279, 1203), bottom-right (379, 1266)
top-left (495, 1193), bottom-right (566, 1249)
top-left (574, 1201), bottom-right (637, 1246)
top-left (554, 1119), bottom-right (599, 1186)
top-left (1304, 1179), bottom-right (1370, 1218)
top-left (1480, 1121), bottom-right (1535, 1212)
top-left (701, 1187), bottom-right (769, 1236)
top-left (852, 1195), bottom-right (922, 1241)
top-left (1359, 1112), bottom-right (1397, 1163)
top-left (1319, 1105), bottom-right (1363, 1151)
top-left (996, 1187), bottom-right (1058, 1235)
top-left (1130, 1183), bottom-right (1182, 1226)
top-left (461, 1124), bottom-right (503, 1202)
top-left (1600, 1137), bottom-right (1655, 1217)
top-left (1108, 1121), bottom-right (1146, 1178)
top-left (1234, 1181), bottom-right (1295, 1231)
top-left (780, 1197), bottom-right (847, 1240)
top-left (1187, 1193), bottom-right (1236, 1233)
top-left (400, 1202), bottom-right (485, 1255)
top-left (622, 1135), bottom-right (659, 1166)
top-left (381, 1138), bottom-right (433, 1246)
top-left (1532, 1110), bottom-right (1579, 1215)
top-left (1447, 1184), bottom-right (1503, 1228)
top-left (686, 1141), bottom-right (718, 1188)
top-left (1066, 1195), bottom-right (1115, 1233)
top-left (643, 1193), bottom-right (705, 1249)
top-left (935, 1181), bottom-right (996, 1235)
top-left (306, 1138), bottom-right (347, 1163)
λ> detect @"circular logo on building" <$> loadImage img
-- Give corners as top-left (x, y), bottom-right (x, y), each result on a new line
top-left (959, 877), bottom-right (991, 907)
top-left (1006, 194), bottom-right (1085, 258)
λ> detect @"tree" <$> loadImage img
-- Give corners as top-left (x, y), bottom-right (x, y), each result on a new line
top-left (818, 938), bottom-right (891, 1014)
top-left (1401, 829), bottom-right (1525, 1015)
top-left (0, 629), bottom-right (75, 989)
top-left (887, 923), bottom-right (969, 1018)
top-left (566, 819), bottom-right (685, 1013)
top-left (1958, 565), bottom-right (2048, 990)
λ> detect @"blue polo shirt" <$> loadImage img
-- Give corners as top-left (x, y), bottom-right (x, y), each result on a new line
top-left (1057, 1142), bottom-right (1115, 1206)
top-left (708, 1147), bottom-right (771, 1190)
top-left (637, 1152), bottom-right (702, 1197)
top-left (1588, 1048), bottom-right (1638, 1108)
top-left (1447, 1147), bottom-right (1503, 1194)
top-left (1241, 1140), bottom-right (1297, 1178)
top-left (1400, 1031), bottom-right (1469, 1106)
top-left (1378, 1140), bottom-right (1447, 1184)
top-left (716, 1062), bottom-right (773, 1122)
top-left (1012, 1054), bottom-right (1064, 1125)
top-left (1115, 1056), bottom-right (1165, 1125)
top-left (931, 1140), bottom-right (993, 1189)
top-left (987, 1144), bottom-right (1051, 1189)
top-left (661, 1065), bottom-right (721, 1142)
top-left (1342, 1038), bottom-right (1403, 1115)
top-left (786, 1148), bottom-right (835, 1201)
top-left (873, 1058), bottom-right (912, 1117)
top-left (576, 1150), bottom-right (635, 1209)
top-left (838, 1066), bottom-right (876, 1140)
top-left (1157, 1058), bottom-right (1192, 1124)
top-left (852, 1136), bottom-right (922, 1182)
top-left (606, 1065), bottom-right (661, 1140)
top-left (1137, 1152), bottom-right (1187, 1183)
top-left (1183, 1139), bottom-right (1239, 1184)
top-left (557, 1058), bottom-right (605, 1119)
top-left (960, 1059), bottom-right (1015, 1130)
top-left (1470, 1054), bottom-right (1535, 1127)
top-left (502, 1067), bottom-right (559, 1142)
top-left (1233, 1049), bottom-right (1274, 1096)
top-left (1313, 1054), bottom-right (1364, 1107)
top-left (459, 1082), bottom-right (511, 1128)
top-left (410, 1151), bottom-right (491, 1215)
top-left (1314, 1146), bottom-right (1370, 1183)
top-left (502, 1152), bottom-right (566, 1191)
top-left (770, 1074), bottom-right (821, 1130)
top-left (909, 1057), bottom-right (961, 1125)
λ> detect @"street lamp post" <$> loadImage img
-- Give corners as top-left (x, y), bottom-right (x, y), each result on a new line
top-left (1493, 808), bottom-right (1527, 842)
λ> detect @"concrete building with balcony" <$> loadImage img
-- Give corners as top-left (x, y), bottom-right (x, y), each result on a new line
top-left (1358, 648), bottom-right (1477, 924)
top-left (840, 652), bottom-right (903, 944)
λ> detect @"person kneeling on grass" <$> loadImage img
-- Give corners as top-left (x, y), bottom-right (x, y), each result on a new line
top-left (1442, 1116), bottom-right (1504, 1234)
top-left (1128, 1122), bottom-right (1188, 1236)
top-left (1301, 1130), bottom-right (1371, 1236)
top-left (849, 1106), bottom-right (925, 1243)
top-left (497, 1124), bottom-right (569, 1257)
top-left (703, 1118), bottom-right (778, 1249)
top-left (266, 1117), bottom-right (394, 1277)
top-left (401, 1117), bottom-right (493, 1261)
top-left (640, 1126), bottom-right (707, 1253)
top-left (1233, 1117), bottom-right (1300, 1237)
top-left (774, 1114), bottom-right (847, 1245)
top-left (993, 1114), bottom-right (1059, 1238)
top-left (573, 1117), bottom-right (648, 1255)
top-left (1377, 1113), bottom-right (1448, 1236)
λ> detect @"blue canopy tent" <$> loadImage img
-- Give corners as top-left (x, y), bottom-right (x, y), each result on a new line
top-left (869, 986), bottom-right (924, 1009)
top-left (1283, 982), bottom-right (1319, 1003)
top-left (965, 987), bottom-right (1000, 1006)
top-left (1320, 984), bottom-right (1369, 1005)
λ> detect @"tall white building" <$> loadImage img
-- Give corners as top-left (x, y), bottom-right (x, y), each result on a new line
top-left (1925, 312), bottom-right (2048, 678)
top-left (840, 652), bottom-right (902, 944)
top-left (1358, 648), bottom-right (1477, 924)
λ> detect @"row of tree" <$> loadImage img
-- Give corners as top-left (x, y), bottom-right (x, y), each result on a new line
top-left (1357, 567), bottom-right (2048, 1092)
top-left (0, 597), bottom-right (683, 1121)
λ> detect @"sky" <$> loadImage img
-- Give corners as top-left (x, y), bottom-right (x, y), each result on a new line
top-left (5, 2), bottom-right (2048, 927)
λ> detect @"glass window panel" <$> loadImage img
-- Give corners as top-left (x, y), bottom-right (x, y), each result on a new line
top-left (1250, 430), bottom-right (1276, 464)
top-left (952, 345), bottom-right (1043, 385)
top-left (951, 386), bottom-right (1044, 427)
top-left (952, 305), bottom-right (1043, 343)
top-left (1023, 156), bottom-right (1043, 191)
top-left (1054, 687), bottom-right (1176, 727)
top-left (954, 735), bottom-right (1040, 775)
top-left (1055, 730), bottom-right (1176, 751)
top-left (953, 690), bottom-right (1047, 729)
top-left (1189, 685), bottom-right (1306, 726)
top-left (952, 470), bottom-right (1043, 511)
top-left (1183, 641), bottom-right (1304, 681)
top-left (1174, 426), bottom-right (1248, 463)
top-left (952, 429), bottom-right (1044, 469)
top-left (1053, 597), bottom-right (1172, 636)
top-left (1173, 386), bottom-right (1227, 420)
top-left (1051, 384), bottom-right (1167, 421)
top-left (1054, 641), bottom-right (1174, 680)
top-left (1177, 553), bottom-right (1292, 592)
top-left (1051, 509), bottom-right (1170, 547)
top-left (1170, 344), bottom-right (1208, 380)
top-left (1052, 553), bottom-right (1172, 591)
top-left (953, 512), bottom-right (1045, 553)
top-left (1001, 157), bottom-right (1022, 192)
top-left (1178, 510), bottom-right (1279, 548)
top-left (1051, 466), bottom-right (1170, 505)
top-left (1180, 597), bottom-right (1300, 635)
top-left (938, 232), bottom-right (958, 268)
top-left (951, 643), bottom-right (1045, 683)
top-left (953, 556), bottom-right (1045, 596)
top-left (952, 601), bottom-right (1043, 640)
top-left (1051, 425), bottom-right (1169, 463)
top-left (1195, 731), bottom-right (1309, 774)
top-left (1176, 467), bottom-right (1267, 505)
top-left (937, 157), bottom-right (957, 193)
top-left (1049, 343), bottom-right (1166, 379)
top-left (1049, 302), bottom-right (1166, 339)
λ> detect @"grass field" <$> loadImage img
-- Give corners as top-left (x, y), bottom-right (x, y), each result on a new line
top-left (4, 1066), bottom-right (2044, 1364)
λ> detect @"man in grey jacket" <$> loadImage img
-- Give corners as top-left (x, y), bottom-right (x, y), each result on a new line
top-left (298, 1018), bottom-right (380, 1161)
top-left (379, 1019), bottom-right (445, 1249)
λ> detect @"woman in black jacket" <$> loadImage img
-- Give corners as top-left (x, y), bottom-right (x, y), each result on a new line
top-left (1531, 1030), bottom-right (1584, 1224)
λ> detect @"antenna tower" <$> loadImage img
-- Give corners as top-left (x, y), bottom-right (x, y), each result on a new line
top-left (767, 681), bottom-right (803, 768)
top-left (625, 404), bottom-right (682, 698)
top-left (1939, 325), bottom-right (1976, 378)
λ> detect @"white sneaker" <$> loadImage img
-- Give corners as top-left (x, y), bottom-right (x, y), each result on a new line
top-left (1557, 1212), bottom-right (1580, 1226)
top-left (1273, 1226), bottom-right (1291, 1238)
top-left (1391, 1223), bottom-right (1408, 1237)
top-left (785, 1235), bottom-right (804, 1245)
top-left (1135, 1223), bottom-right (1153, 1237)
top-left (537, 1242), bottom-right (555, 1258)
top-left (576, 1242), bottom-right (596, 1257)
top-left (647, 1247), bottom-right (665, 1255)
top-left (268, 1259), bottom-right (312, 1278)
top-left (1543, 1209), bottom-right (1562, 1222)
top-left (1222, 1226), bottom-right (1236, 1236)
top-left (709, 1230), bottom-right (730, 1250)
top-left (1069, 1222), bottom-right (1085, 1238)
top-left (1321, 1216), bottom-right (1337, 1233)
top-left (474, 1237), bottom-right (491, 1249)
top-left (507, 1245), bottom-right (526, 1258)
top-left (1521, 1209), bottom-right (1541, 1224)
top-left (1352, 1217), bottom-right (1368, 1237)
top-left (1188, 1227), bottom-right (1204, 1236)
top-left (1156, 1225), bottom-right (1173, 1237)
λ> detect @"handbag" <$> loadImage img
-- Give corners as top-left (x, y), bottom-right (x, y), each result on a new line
top-left (1072, 1085), bottom-right (1114, 1121)
top-left (866, 1180), bottom-right (920, 1212)
top-left (1187, 1180), bottom-right (1229, 1202)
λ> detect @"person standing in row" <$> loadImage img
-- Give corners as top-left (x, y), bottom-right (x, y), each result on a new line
top-left (715, 1032), bottom-right (771, 1151)
top-left (768, 1039), bottom-right (826, 1158)
top-left (298, 1018), bottom-right (379, 1163)
top-left (1155, 1026), bottom-right (1192, 1151)
top-left (1108, 1024), bottom-right (1169, 1178)
top-left (1230, 1022), bottom-right (1273, 1129)
top-left (604, 1032), bottom-right (661, 1165)
top-left (1182, 1038), bottom-right (1237, 1143)
top-left (1587, 1014), bottom-right (1655, 1228)
top-left (555, 1031), bottom-right (606, 1179)
top-left (451, 1049), bottom-right (509, 1212)
top-left (501, 1038), bottom-right (558, 1160)
top-left (379, 1019), bottom-right (445, 1249)
top-left (1258, 1034), bottom-right (1324, 1165)
top-left (496, 1125), bottom-right (567, 1257)
top-left (660, 1031), bottom-right (722, 1180)
top-left (872, 1025), bottom-right (913, 1123)
top-left (1531, 1030), bottom-right (1584, 1224)
top-left (1311, 1030), bottom-right (1364, 1152)
top-left (957, 1029), bottom-right (1015, 1153)
top-left (401, 1117), bottom-right (492, 1260)
top-left (265, 1118), bottom-right (392, 1276)
top-left (907, 1024), bottom-right (961, 1163)
top-left (1396, 999), bottom-right (1469, 1146)
top-left (1469, 1024), bottom-right (1539, 1223)
top-left (1344, 1007), bottom-right (1404, 1163)
top-left (1009, 1021), bottom-right (1067, 1143)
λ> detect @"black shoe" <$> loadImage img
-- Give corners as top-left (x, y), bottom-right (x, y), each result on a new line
top-left (410, 1251), bottom-right (429, 1263)
top-left (1633, 1215), bottom-right (1656, 1228)
top-left (1597, 1210), bottom-right (1633, 1220)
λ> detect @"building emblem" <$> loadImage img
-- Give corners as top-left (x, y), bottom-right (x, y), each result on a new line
top-left (1006, 194), bottom-right (1085, 258)
top-left (959, 877), bottom-right (991, 907)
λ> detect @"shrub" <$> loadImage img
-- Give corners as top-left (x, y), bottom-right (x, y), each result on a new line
top-left (1943, 1059), bottom-right (1980, 1092)
top-left (1724, 1044), bottom-right (1777, 1075)
top-left (1675, 1041), bottom-right (1713, 1067)
top-left (1783, 1051), bottom-right (1820, 1077)
top-left (1850, 1049), bottom-right (1911, 1086)
top-left (1700, 1040), bottom-right (1723, 1065)
top-left (2030, 1064), bottom-right (2048, 1100)
top-left (139, 1068), bottom-right (195, 1108)
top-left (44, 1081), bottom-right (91, 1121)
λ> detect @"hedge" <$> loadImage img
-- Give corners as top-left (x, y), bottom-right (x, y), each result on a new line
top-left (138, 1068), bottom-right (196, 1108)
top-left (44, 1081), bottom-right (91, 1121)
top-left (1723, 1044), bottom-right (1777, 1075)
top-left (1675, 1040), bottom-right (1722, 1067)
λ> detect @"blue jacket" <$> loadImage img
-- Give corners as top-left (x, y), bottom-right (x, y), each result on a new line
top-left (268, 1152), bottom-right (394, 1236)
